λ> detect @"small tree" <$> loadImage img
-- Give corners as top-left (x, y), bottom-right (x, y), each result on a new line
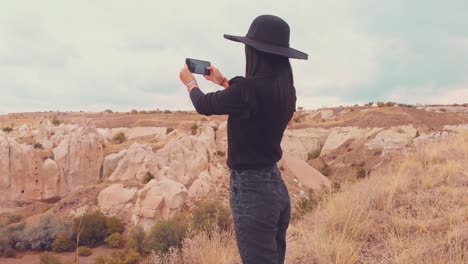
top-left (113, 132), bottom-right (127, 144)
top-left (376, 102), bottom-right (385, 107)
top-left (73, 211), bottom-right (107, 247)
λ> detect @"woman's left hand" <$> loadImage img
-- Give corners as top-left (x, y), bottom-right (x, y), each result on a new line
top-left (179, 64), bottom-right (196, 86)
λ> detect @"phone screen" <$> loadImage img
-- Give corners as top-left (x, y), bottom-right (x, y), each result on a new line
top-left (186, 58), bottom-right (211, 75)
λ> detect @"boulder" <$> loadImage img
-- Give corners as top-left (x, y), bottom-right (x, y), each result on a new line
top-left (281, 155), bottom-right (331, 190)
top-left (98, 183), bottom-right (138, 216)
top-left (132, 179), bottom-right (188, 231)
top-left (281, 128), bottom-right (330, 160)
top-left (41, 159), bottom-right (60, 199)
top-left (365, 125), bottom-right (417, 152)
top-left (108, 143), bottom-right (154, 182)
top-left (103, 149), bottom-right (127, 179)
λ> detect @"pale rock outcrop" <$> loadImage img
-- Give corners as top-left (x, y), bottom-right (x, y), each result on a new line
top-left (0, 137), bottom-right (43, 201)
top-left (18, 124), bottom-right (31, 137)
top-left (443, 124), bottom-right (468, 133)
top-left (108, 143), bottom-right (154, 182)
top-left (37, 120), bottom-right (54, 149)
top-left (41, 159), bottom-right (60, 199)
top-left (281, 128), bottom-right (330, 160)
top-left (107, 127), bottom-right (168, 141)
top-left (321, 127), bottom-right (383, 156)
top-left (52, 119), bottom-right (104, 195)
top-left (103, 149), bottom-right (127, 178)
top-left (132, 178), bottom-right (188, 231)
top-left (320, 110), bottom-right (334, 120)
top-left (98, 183), bottom-right (137, 216)
top-left (281, 155), bottom-right (331, 190)
top-left (365, 125), bottom-right (417, 152)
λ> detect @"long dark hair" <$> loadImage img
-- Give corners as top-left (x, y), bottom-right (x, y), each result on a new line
top-left (245, 46), bottom-right (296, 118)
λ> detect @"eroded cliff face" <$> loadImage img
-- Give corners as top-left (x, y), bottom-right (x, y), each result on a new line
top-left (0, 119), bottom-right (104, 202)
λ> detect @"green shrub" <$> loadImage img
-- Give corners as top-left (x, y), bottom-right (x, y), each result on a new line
top-left (39, 252), bottom-right (61, 264)
top-left (376, 102), bottom-right (385, 107)
top-left (131, 109), bottom-right (138, 114)
top-left (439, 108), bottom-right (447, 112)
top-left (2, 127), bottom-right (13, 133)
top-left (112, 132), bottom-right (127, 144)
top-left (192, 201), bottom-right (232, 233)
top-left (105, 233), bottom-right (124, 248)
top-left (52, 232), bottom-right (75, 252)
top-left (104, 109), bottom-right (113, 114)
top-left (127, 225), bottom-right (146, 254)
top-left (52, 118), bottom-right (60, 126)
top-left (144, 215), bottom-right (189, 254)
top-left (307, 149), bottom-right (321, 160)
top-left (166, 127), bottom-right (174, 134)
top-left (15, 213), bottom-right (70, 251)
top-left (355, 166), bottom-right (367, 178)
top-left (106, 216), bottom-right (125, 236)
top-left (73, 211), bottom-right (107, 247)
top-left (78, 246), bottom-right (92, 256)
top-left (385, 101), bottom-right (396, 107)
top-left (164, 110), bottom-right (172, 114)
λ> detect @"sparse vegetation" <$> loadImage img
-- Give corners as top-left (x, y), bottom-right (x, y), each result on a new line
top-left (166, 127), bottom-right (174, 134)
top-left (292, 190), bottom-right (322, 221)
top-left (78, 245), bottom-right (92, 256)
top-left (127, 225), bottom-right (146, 255)
top-left (112, 131), bottom-right (127, 144)
top-left (355, 165), bottom-right (367, 178)
top-left (2, 127), bottom-right (13, 133)
top-left (131, 109), bottom-right (138, 114)
top-left (308, 149), bottom-right (321, 160)
top-left (376, 101), bottom-right (385, 107)
top-left (164, 110), bottom-right (172, 114)
top-left (190, 124), bottom-right (199, 135)
top-left (192, 201), bottom-right (232, 233)
top-left (439, 108), bottom-right (447, 112)
top-left (95, 248), bottom-right (140, 264)
top-left (39, 252), bottom-right (61, 264)
top-left (215, 150), bottom-right (226, 157)
top-left (52, 118), bottom-right (60, 126)
top-left (104, 109), bottom-right (113, 114)
top-left (385, 101), bottom-right (396, 107)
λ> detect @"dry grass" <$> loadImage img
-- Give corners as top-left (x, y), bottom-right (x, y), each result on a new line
top-left (287, 132), bottom-right (468, 264)
top-left (149, 229), bottom-right (241, 264)
top-left (147, 132), bottom-right (467, 264)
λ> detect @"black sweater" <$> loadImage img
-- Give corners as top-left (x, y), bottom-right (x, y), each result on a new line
top-left (189, 75), bottom-right (295, 170)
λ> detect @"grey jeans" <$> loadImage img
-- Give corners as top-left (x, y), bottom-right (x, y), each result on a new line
top-left (229, 164), bottom-right (291, 264)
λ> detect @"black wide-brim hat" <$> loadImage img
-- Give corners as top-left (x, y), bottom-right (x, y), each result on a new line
top-left (224, 15), bottom-right (308, 60)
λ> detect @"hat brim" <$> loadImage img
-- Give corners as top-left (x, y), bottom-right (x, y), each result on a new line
top-left (224, 34), bottom-right (308, 60)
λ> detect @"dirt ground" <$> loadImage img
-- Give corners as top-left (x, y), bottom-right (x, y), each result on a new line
top-left (0, 247), bottom-right (117, 264)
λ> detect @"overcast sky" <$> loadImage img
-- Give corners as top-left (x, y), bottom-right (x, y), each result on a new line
top-left (1, 0), bottom-right (467, 113)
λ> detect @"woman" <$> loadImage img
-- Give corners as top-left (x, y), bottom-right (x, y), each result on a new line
top-left (179, 15), bottom-right (308, 264)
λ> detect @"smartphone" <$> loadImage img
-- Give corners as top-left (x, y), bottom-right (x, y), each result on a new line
top-left (186, 58), bottom-right (211, 75)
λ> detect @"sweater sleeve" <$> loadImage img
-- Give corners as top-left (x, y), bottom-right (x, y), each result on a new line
top-left (189, 77), bottom-right (249, 116)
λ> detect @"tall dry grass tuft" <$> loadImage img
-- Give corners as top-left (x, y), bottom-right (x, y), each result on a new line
top-left (149, 229), bottom-right (241, 264)
top-left (287, 132), bottom-right (468, 264)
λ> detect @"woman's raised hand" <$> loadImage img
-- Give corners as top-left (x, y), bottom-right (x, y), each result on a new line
top-left (204, 66), bottom-right (228, 88)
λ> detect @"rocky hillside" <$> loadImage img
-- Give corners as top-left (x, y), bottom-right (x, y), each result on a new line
top-left (0, 105), bottom-right (467, 230)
